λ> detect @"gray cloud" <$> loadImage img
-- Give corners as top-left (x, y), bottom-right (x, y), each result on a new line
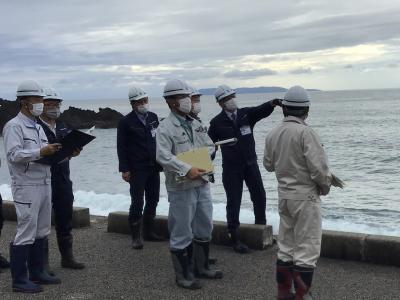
top-left (224, 68), bottom-right (278, 78)
top-left (0, 1), bottom-right (400, 98)
top-left (290, 68), bottom-right (312, 74)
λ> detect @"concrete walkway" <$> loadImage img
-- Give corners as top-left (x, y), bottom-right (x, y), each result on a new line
top-left (0, 217), bottom-right (399, 300)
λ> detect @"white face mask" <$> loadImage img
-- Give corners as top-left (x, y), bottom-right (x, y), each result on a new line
top-left (29, 103), bottom-right (44, 117)
top-left (45, 107), bottom-right (61, 119)
top-left (224, 99), bottom-right (238, 111)
top-left (178, 97), bottom-right (192, 114)
top-left (137, 103), bottom-right (149, 114)
top-left (191, 102), bottom-right (201, 115)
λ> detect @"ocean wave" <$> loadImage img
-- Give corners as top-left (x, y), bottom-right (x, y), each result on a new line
top-left (1, 184), bottom-right (399, 237)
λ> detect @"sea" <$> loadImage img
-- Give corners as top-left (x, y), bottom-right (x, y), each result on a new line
top-left (0, 89), bottom-right (399, 236)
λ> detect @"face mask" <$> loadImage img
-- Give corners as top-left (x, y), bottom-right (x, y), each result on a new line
top-left (137, 103), bottom-right (149, 114)
top-left (178, 97), bottom-right (192, 114)
top-left (45, 107), bottom-right (61, 119)
top-left (29, 103), bottom-right (44, 117)
top-left (191, 102), bottom-right (201, 115)
top-left (224, 99), bottom-right (238, 111)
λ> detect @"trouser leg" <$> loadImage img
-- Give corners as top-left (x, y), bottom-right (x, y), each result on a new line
top-left (291, 200), bottom-right (322, 268)
top-left (128, 171), bottom-right (149, 249)
top-left (128, 170), bottom-right (149, 223)
top-left (222, 169), bottom-right (244, 231)
top-left (142, 171), bottom-right (164, 241)
top-left (168, 189), bottom-right (201, 289)
top-left (0, 193), bottom-right (3, 234)
top-left (277, 199), bottom-right (295, 263)
top-left (0, 193), bottom-right (9, 269)
top-left (168, 189), bottom-right (196, 250)
top-left (244, 164), bottom-right (266, 225)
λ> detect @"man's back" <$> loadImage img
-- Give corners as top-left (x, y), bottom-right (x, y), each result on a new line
top-left (264, 116), bottom-right (331, 199)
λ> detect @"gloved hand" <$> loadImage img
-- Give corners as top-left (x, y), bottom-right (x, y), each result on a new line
top-left (270, 99), bottom-right (283, 107)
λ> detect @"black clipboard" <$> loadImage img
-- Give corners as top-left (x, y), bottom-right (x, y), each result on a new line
top-left (37, 130), bottom-right (96, 165)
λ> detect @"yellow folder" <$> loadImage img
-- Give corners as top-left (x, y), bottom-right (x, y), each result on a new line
top-left (176, 147), bottom-right (214, 174)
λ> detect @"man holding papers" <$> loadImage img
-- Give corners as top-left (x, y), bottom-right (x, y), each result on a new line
top-left (156, 79), bottom-right (222, 290)
top-left (3, 80), bottom-right (62, 293)
top-left (37, 88), bottom-right (85, 271)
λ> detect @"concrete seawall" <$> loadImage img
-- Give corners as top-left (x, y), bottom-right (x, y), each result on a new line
top-left (2, 201), bottom-right (399, 267)
top-left (2, 200), bottom-right (90, 228)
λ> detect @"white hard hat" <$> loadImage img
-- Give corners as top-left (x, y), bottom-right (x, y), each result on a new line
top-left (282, 86), bottom-right (310, 107)
top-left (16, 80), bottom-right (45, 97)
top-left (128, 86), bottom-right (148, 101)
top-left (215, 84), bottom-right (236, 102)
top-left (189, 85), bottom-right (202, 97)
top-left (163, 79), bottom-right (191, 97)
top-left (43, 87), bottom-right (63, 101)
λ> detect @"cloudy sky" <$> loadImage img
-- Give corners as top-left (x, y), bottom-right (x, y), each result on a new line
top-left (1, 0), bottom-right (399, 100)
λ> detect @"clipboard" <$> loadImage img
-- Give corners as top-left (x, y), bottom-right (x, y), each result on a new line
top-left (37, 130), bottom-right (96, 165)
top-left (176, 147), bottom-right (214, 174)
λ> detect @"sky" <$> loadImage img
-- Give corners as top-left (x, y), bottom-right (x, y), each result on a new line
top-left (0, 0), bottom-right (400, 100)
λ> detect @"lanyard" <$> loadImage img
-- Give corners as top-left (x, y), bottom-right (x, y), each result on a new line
top-left (175, 115), bottom-right (194, 145)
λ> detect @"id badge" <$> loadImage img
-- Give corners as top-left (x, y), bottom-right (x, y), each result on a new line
top-left (240, 125), bottom-right (251, 136)
top-left (151, 128), bottom-right (156, 138)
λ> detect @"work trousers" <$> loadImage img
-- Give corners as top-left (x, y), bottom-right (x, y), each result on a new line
top-left (12, 184), bottom-right (52, 245)
top-left (168, 184), bottom-right (213, 250)
top-left (222, 163), bottom-right (266, 231)
top-left (277, 198), bottom-right (322, 268)
top-left (129, 169), bottom-right (160, 223)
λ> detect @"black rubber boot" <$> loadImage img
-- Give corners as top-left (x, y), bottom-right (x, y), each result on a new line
top-left (193, 239), bottom-right (223, 279)
top-left (57, 235), bottom-right (85, 269)
top-left (43, 237), bottom-right (55, 276)
top-left (170, 244), bottom-right (202, 290)
top-left (208, 257), bottom-right (217, 265)
top-left (10, 243), bottom-right (43, 293)
top-left (276, 260), bottom-right (295, 300)
top-left (228, 229), bottom-right (250, 254)
top-left (143, 215), bottom-right (166, 242)
top-left (293, 266), bottom-right (314, 300)
top-left (130, 219), bottom-right (144, 250)
top-left (28, 238), bottom-right (61, 285)
top-left (0, 252), bottom-right (10, 269)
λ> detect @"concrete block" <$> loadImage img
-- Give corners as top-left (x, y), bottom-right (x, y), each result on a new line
top-left (107, 211), bottom-right (273, 250)
top-left (321, 230), bottom-right (366, 261)
top-left (364, 235), bottom-right (400, 267)
top-left (2, 200), bottom-right (90, 228)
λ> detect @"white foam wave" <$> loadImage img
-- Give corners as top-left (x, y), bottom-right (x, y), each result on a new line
top-left (1, 184), bottom-right (399, 237)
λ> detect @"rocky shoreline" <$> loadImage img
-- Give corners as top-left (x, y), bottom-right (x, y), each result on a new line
top-left (0, 98), bottom-right (123, 133)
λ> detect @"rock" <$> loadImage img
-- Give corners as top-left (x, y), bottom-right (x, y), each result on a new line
top-left (59, 106), bottom-right (123, 129)
top-left (0, 98), bottom-right (123, 132)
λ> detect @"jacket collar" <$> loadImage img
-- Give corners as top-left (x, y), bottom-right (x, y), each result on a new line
top-left (17, 112), bottom-right (37, 128)
top-left (169, 112), bottom-right (193, 127)
top-left (283, 116), bottom-right (307, 125)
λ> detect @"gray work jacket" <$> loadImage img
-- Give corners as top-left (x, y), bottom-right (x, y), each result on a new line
top-left (156, 112), bottom-right (214, 191)
top-left (3, 112), bottom-right (51, 186)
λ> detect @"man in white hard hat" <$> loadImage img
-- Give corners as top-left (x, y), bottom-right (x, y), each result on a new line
top-left (208, 85), bottom-right (281, 254)
top-left (37, 88), bottom-right (85, 272)
top-left (117, 86), bottom-right (164, 250)
top-left (189, 86), bottom-right (203, 122)
top-left (3, 80), bottom-right (62, 293)
top-left (156, 79), bottom-right (222, 290)
top-left (263, 86), bottom-right (332, 300)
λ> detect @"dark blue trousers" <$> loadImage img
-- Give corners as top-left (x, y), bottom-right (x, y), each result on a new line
top-left (52, 188), bottom-right (74, 238)
top-left (222, 163), bottom-right (266, 231)
top-left (129, 170), bottom-right (160, 223)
